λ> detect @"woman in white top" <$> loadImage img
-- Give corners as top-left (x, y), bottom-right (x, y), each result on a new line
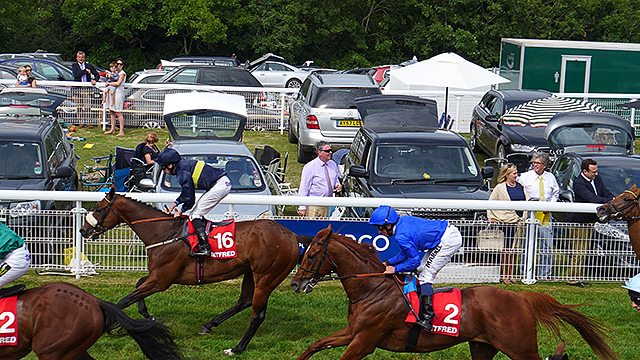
top-left (105, 58), bottom-right (126, 136)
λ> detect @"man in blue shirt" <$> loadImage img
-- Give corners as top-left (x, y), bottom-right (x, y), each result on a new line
top-left (369, 205), bottom-right (462, 332)
top-left (157, 148), bottom-right (232, 257)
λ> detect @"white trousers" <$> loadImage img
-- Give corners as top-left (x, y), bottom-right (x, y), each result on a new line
top-left (189, 176), bottom-right (232, 220)
top-left (0, 245), bottom-right (30, 288)
top-left (416, 225), bottom-right (462, 284)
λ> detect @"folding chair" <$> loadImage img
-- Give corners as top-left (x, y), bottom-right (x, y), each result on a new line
top-left (113, 146), bottom-right (135, 192)
top-left (254, 145), bottom-right (281, 172)
top-left (80, 152), bottom-right (114, 191)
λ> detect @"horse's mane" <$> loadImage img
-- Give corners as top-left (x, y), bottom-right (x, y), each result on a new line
top-left (117, 194), bottom-right (171, 217)
top-left (316, 228), bottom-right (384, 271)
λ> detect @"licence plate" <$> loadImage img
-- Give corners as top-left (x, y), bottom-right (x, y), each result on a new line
top-left (337, 119), bottom-right (363, 127)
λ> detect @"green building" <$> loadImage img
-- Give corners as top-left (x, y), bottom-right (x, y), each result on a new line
top-left (499, 38), bottom-right (640, 94)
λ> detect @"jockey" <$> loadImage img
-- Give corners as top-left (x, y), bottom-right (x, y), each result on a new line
top-left (156, 148), bottom-right (232, 257)
top-left (369, 205), bottom-right (462, 332)
top-left (0, 222), bottom-right (30, 288)
top-left (623, 273), bottom-right (640, 313)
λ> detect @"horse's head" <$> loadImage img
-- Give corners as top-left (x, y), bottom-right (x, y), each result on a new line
top-left (291, 225), bottom-right (337, 294)
top-left (597, 184), bottom-right (640, 223)
top-left (80, 187), bottom-right (124, 239)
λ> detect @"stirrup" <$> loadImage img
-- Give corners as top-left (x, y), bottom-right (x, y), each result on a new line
top-left (414, 318), bottom-right (432, 332)
top-left (190, 245), bottom-right (211, 257)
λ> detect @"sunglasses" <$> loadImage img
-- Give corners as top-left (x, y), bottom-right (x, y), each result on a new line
top-left (116, 63), bottom-right (124, 66)
top-left (320, 149), bottom-right (332, 153)
top-left (631, 295), bottom-right (640, 306)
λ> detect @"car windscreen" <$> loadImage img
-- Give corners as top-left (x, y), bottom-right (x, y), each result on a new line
top-left (310, 88), bottom-right (381, 109)
top-left (591, 158), bottom-right (640, 196)
top-left (549, 123), bottom-right (634, 150)
top-left (165, 110), bottom-right (246, 141)
top-left (0, 141), bottom-right (44, 179)
top-left (0, 91), bottom-right (66, 115)
top-left (373, 144), bottom-right (479, 182)
top-left (160, 155), bottom-right (264, 191)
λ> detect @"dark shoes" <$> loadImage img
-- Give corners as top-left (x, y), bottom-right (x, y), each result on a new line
top-left (191, 226), bottom-right (212, 257)
top-left (566, 281), bottom-right (591, 288)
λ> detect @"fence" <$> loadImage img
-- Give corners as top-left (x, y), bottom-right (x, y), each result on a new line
top-left (1, 190), bottom-right (637, 284)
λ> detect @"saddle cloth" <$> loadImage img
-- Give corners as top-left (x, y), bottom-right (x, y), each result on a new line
top-left (0, 295), bottom-right (18, 346)
top-left (404, 278), bottom-right (461, 337)
top-left (187, 219), bottom-right (237, 259)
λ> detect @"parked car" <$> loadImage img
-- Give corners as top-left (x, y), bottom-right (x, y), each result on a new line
top-left (0, 58), bottom-right (74, 81)
top-left (0, 88), bottom-right (78, 262)
top-left (342, 94), bottom-right (493, 220)
top-left (140, 92), bottom-right (275, 218)
top-left (0, 64), bottom-right (47, 81)
top-left (156, 64), bottom-right (262, 87)
top-left (250, 61), bottom-right (309, 88)
top-left (288, 72), bottom-right (381, 163)
top-left (22, 51), bottom-right (64, 62)
top-left (470, 89), bottom-right (552, 158)
top-left (170, 56), bottom-right (240, 67)
top-left (548, 111), bottom-right (639, 277)
top-left (127, 69), bottom-right (166, 84)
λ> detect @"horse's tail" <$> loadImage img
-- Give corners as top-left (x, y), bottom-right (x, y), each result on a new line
top-left (519, 291), bottom-right (617, 360)
top-left (98, 300), bottom-right (183, 360)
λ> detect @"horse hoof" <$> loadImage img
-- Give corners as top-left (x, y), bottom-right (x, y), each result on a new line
top-left (198, 326), bottom-right (211, 335)
top-left (223, 348), bottom-right (235, 356)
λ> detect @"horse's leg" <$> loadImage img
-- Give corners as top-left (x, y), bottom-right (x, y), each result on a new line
top-left (469, 341), bottom-right (499, 360)
top-left (116, 270), bottom-right (176, 311)
top-left (295, 326), bottom-right (354, 360)
top-left (336, 332), bottom-right (379, 360)
top-left (134, 275), bottom-right (154, 319)
top-left (199, 272), bottom-right (254, 334)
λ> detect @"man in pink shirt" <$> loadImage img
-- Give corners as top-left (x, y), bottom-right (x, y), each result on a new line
top-left (298, 141), bottom-right (342, 219)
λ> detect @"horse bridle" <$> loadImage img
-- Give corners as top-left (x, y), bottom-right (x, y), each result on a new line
top-left (85, 195), bottom-right (126, 235)
top-left (605, 190), bottom-right (640, 220)
top-left (298, 237), bottom-right (339, 288)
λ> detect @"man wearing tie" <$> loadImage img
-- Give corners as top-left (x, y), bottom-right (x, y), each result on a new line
top-left (298, 141), bottom-right (342, 219)
top-left (71, 51), bottom-right (101, 121)
top-left (566, 158), bottom-right (614, 287)
top-left (519, 152), bottom-right (559, 281)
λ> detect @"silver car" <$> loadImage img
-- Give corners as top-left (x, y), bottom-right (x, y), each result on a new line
top-left (250, 61), bottom-right (309, 88)
top-left (288, 73), bottom-right (381, 163)
top-left (143, 92), bottom-right (275, 220)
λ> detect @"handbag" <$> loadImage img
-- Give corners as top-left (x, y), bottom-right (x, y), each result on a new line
top-left (477, 226), bottom-right (504, 250)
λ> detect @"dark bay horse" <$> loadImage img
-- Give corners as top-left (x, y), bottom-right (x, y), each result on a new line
top-left (291, 225), bottom-right (617, 360)
top-left (1, 282), bottom-right (181, 360)
top-left (596, 184), bottom-right (640, 260)
top-left (79, 187), bottom-right (307, 355)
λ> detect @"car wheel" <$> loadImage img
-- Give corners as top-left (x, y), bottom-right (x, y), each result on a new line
top-left (297, 142), bottom-right (313, 163)
top-left (497, 143), bottom-right (506, 160)
top-left (286, 78), bottom-right (302, 88)
top-left (288, 119), bottom-right (297, 144)
top-left (469, 124), bottom-right (479, 152)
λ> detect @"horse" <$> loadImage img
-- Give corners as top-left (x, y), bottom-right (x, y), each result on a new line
top-left (79, 187), bottom-right (309, 355)
top-left (290, 225), bottom-right (617, 360)
top-left (596, 184), bottom-right (640, 261)
top-left (0, 282), bottom-right (182, 360)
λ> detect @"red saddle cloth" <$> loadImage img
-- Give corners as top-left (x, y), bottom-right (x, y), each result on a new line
top-left (405, 287), bottom-right (461, 337)
top-left (0, 296), bottom-right (18, 346)
top-left (187, 219), bottom-right (237, 259)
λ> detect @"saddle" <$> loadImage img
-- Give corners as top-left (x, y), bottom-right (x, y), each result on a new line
top-left (0, 284), bottom-right (26, 299)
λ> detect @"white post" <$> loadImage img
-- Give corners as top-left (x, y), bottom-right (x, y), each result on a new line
top-left (522, 213), bottom-right (538, 285)
top-left (280, 93), bottom-right (285, 135)
top-left (72, 201), bottom-right (87, 279)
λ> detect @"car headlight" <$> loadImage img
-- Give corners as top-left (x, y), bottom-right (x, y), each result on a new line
top-left (510, 144), bottom-right (536, 153)
top-left (9, 200), bottom-right (41, 217)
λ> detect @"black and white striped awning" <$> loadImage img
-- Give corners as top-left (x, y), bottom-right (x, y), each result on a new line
top-left (502, 96), bottom-right (604, 127)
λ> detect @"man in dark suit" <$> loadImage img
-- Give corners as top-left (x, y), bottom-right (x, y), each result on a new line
top-left (71, 51), bottom-right (101, 121)
top-left (566, 158), bottom-right (614, 287)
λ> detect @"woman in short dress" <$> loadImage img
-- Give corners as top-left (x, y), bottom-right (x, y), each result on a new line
top-left (105, 58), bottom-right (126, 136)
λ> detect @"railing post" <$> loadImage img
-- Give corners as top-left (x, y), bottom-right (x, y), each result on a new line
top-left (522, 212), bottom-right (538, 285)
top-left (71, 201), bottom-right (87, 279)
top-left (280, 92), bottom-right (285, 135)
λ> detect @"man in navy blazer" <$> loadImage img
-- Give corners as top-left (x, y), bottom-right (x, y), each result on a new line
top-left (71, 51), bottom-right (100, 84)
top-left (566, 158), bottom-right (614, 287)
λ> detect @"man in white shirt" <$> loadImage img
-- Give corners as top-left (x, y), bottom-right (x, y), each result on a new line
top-left (518, 152), bottom-right (559, 281)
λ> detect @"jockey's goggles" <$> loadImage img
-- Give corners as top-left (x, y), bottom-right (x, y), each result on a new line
top-left (631, 295), bottom-right (640, 306)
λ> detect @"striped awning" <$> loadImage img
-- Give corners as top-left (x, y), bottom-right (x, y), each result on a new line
top-left (502, 96), bottom-right (604, 127)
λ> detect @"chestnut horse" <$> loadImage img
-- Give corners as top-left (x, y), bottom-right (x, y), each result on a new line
top-left (596, 184), bottom-right (640, 260)
top-left (291, 226), bottom-right (617, 360)
top-left (0, 282), bottom-right (182, 360)
top-left (79, 187), bottom-right (308, 355)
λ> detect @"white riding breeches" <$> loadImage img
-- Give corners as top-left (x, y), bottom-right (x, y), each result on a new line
top-left (189, 176), bottom-right (232, 220)
top-left (416, 225), bottom-right (463, 284)
top-left (0, 245), bottom-right (30, 288)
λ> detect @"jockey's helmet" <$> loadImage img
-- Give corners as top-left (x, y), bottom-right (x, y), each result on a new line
top-left (368, 205), bottom-right (399, 226)
top-left (156, 148), bottom-right (181, 167)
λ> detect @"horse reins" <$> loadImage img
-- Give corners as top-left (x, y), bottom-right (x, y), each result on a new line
top-left (606, 190), bottom-right (640, 220)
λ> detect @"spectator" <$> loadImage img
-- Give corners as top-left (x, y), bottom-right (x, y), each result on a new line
top-left (565, 158), bottom-right (614, 287)
top-left (135, 131), bottom-right (161, 165)
top-left (623, 273), bottom-right (640, 313)
top-left (24, 65), bottom-right (36, 87)
top-left (519, 152), bottom-right (559, 281)
top-left (298, 141), bottom-right (341, 219)
top-left (105, 58), bottom-right (126, 136)
top-left (15, 66), bottom-right (29, 87)
top-left (488, 163), bottom-right (529, 284)
top-left (102, 62), bottom-right (118, 108)
top-left (71, 51), bottom-right (100, 121)
top-left (0, 222), bottom-right (31, 289)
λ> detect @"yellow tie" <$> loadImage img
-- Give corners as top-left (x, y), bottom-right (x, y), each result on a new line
top-left (535, 175), bottom-right (550, 225)
top-left (538, 175), bottom-right (545, 201)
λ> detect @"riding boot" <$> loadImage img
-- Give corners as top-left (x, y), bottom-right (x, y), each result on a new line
top-left (414, 294), bottom-right (434, 332)
top-left (190, 220), bottom-right (211, 257)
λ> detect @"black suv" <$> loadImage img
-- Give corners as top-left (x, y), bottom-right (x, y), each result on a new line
top-left (342, 95), bottom-right (493, 220)
top-left (0, 88), bottom-right (78, 261)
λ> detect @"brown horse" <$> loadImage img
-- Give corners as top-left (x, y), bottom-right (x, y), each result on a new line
top-left (290, 225), bottom-right (617, 360)
top-left (79, 187), bottom-right (307, 355)
top-left (0, 282), bottom-right (182, 360)
top-left (596, 184), bottom-right (640, 260)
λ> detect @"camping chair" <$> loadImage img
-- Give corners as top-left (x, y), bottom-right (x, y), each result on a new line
top-left (254, 145), bottom-right (281, 172)
top-left (113, 146), bottom-right (135, 192)
top-left (80, 152), bottom-right (114, 191)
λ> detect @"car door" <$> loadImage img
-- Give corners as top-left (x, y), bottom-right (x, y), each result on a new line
top-left (344, 130), bottom-right (373, 217)
top-left (251, 63), bottom-right (270, 86)
top-left (473, 92), bottom-right (494, 152)
top-left (264, 63), bottom-right (291, 87)
top-left (481, 96), bottom-right (504, 156)
top-left (289, 79), bottom-right (311, 137)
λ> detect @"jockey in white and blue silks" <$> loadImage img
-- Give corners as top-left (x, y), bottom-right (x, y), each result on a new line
top-left (0, 222), bottom-right (30, 289)
top-left (369, 205), bottom-right (462, 332)
top-left (623, 273), bottom-right (640, 313)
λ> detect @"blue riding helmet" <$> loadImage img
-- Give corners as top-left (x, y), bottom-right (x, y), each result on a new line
top-left (368, 205), bottom-right (399, 226)
top-left (156, 148), bottom-right (181, 166)
top-left (623, 273), bottom-right (640, 294)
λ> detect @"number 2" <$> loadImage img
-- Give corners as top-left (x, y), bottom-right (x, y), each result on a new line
top-left (0, 311), bottom-right (16, 334)
top-left (443, 304), bottom-right (459, 325)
